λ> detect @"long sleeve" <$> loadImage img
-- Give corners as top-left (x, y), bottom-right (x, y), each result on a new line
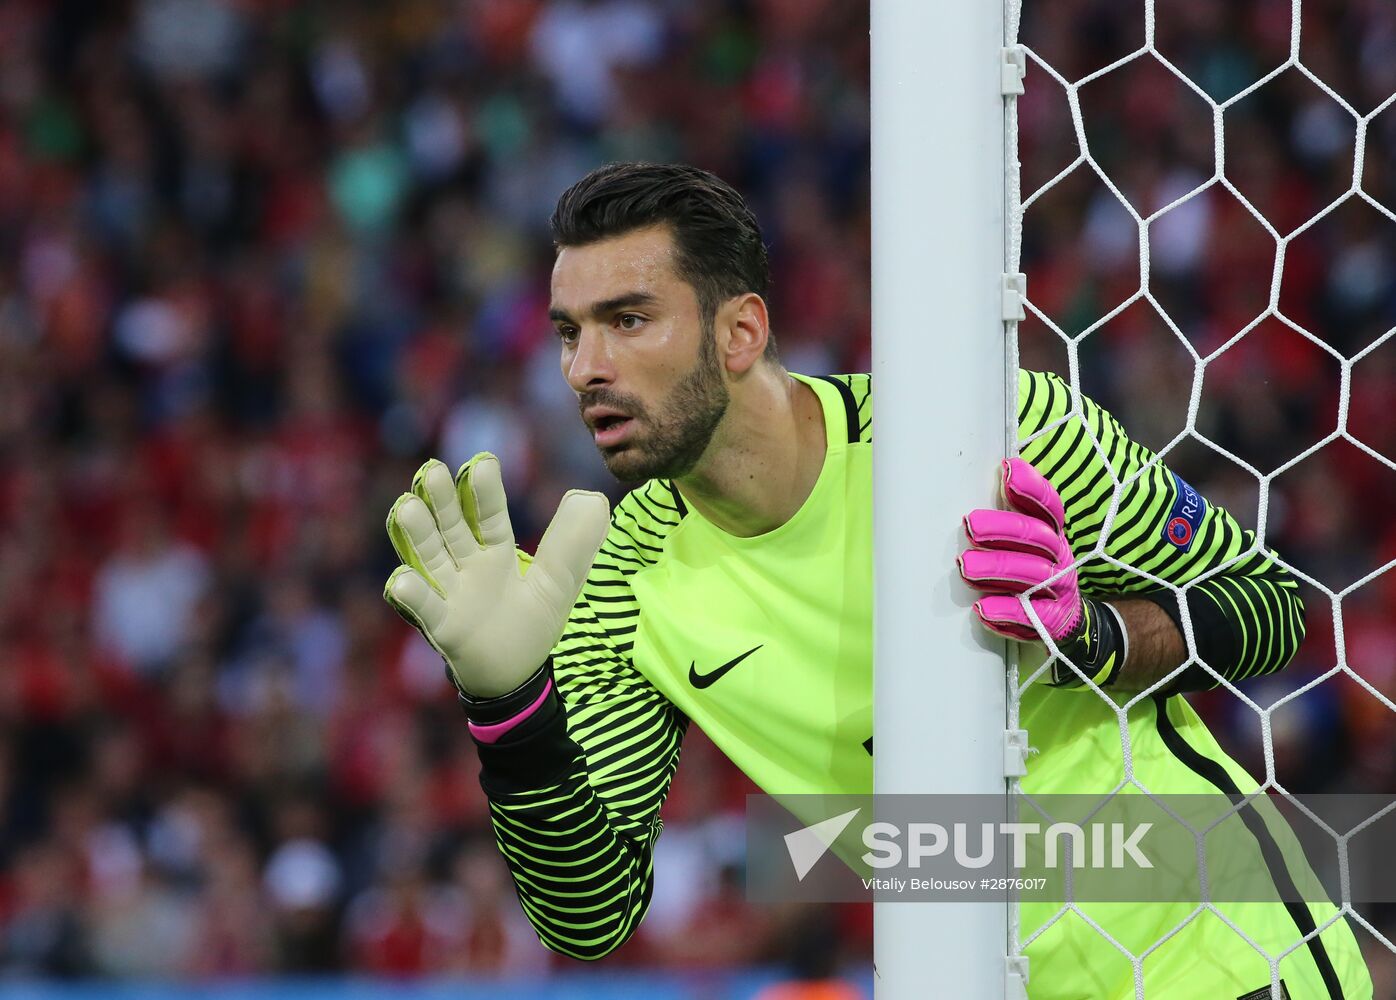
top-left (1016, 369), bottom-right (1306, 691)
top-left (470, 485), bottom-right (688, 960)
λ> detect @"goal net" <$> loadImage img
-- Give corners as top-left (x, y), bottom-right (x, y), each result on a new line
top-left (1008, 0), bottom-right (1396, 996)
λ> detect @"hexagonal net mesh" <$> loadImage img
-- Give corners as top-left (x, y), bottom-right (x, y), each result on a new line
top-left (1006, 0), bottom-right (1396, 995)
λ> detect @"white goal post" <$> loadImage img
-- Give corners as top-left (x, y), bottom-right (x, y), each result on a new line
top-left (871, 0), bottom-right (1018, 996)
top-left (873, 0), bottom-right (1396, 995)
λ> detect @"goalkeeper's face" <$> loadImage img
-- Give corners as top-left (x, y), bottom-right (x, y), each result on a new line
top-left (551, 226), bottom-right (730, 483)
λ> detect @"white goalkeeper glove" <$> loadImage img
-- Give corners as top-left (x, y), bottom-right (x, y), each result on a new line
top-left (383, 453), bottom-right (610, 698)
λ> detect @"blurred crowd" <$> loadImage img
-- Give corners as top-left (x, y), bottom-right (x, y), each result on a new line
top-left (1017, 0), bottom-right (1396, 806)
top-left (1017, 0), bottom-right (1396, 981)
top-left (0, 0), bottom-right (869, 981)
top-left (0, 0), bottom-right (1391, 986)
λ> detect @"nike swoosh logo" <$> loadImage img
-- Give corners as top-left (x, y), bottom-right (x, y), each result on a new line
top-left (688, 645), bottom-right (763, 689)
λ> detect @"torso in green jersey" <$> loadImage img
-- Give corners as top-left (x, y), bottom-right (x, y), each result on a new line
top-left (575, 369), bottom-right (1369, 999)
top-left (610, 371), bottom-right (1299, 805)
top-left (614, 372), bottom-right (1234, 807)
top-left (626, 373), bottom-right (874, 799)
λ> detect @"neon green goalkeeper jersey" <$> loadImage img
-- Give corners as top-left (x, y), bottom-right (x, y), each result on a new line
top-left (478, 371), bottom-right (1371, 999)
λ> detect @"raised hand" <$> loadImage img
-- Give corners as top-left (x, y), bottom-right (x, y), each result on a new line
top-left (384, 453), bottom-right (609, 697)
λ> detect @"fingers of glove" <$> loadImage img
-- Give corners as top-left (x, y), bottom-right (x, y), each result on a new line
top-left (963, 508), bottom-right (1061, 560)
top-left (385, 494), bottom-right (456, 595)
top-left (456, 453), bottom-right (516, 550)
top-left (412, 459), bottom-right (476, 565)
top-left (453, 452), bottom-right (490, 541)
top-left (973, 596), bottom-right (1043, 642)
top-left (958, 549), bottom-right (1062, 597)
top-left (384, 565), bottom-right (449, 637)
top-left (1001, 458), bottom-right (1065, 533)
top-left (386, 493), bottom-right (429, 582)
top-left (529, 489), bottom-right (610, 607)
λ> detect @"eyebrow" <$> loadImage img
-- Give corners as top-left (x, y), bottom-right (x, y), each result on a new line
top-left (548, 291), bottom-right (659, 325)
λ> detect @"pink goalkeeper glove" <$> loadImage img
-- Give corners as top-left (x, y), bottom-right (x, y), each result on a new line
top-left (959, 458), bottom-right (1080, 641)
top-left (958, 458), bottom-right (1127, 688)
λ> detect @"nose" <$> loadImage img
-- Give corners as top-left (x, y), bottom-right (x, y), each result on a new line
top-left (564, 327), bottom-right (615, 393)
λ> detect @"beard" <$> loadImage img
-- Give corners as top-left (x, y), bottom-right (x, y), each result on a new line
top-left (581, 330), bottom-right (730, 483)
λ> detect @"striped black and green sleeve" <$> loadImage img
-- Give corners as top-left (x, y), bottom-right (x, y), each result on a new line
top-left (466, 479), bottom-right (689, 960)
top-left (1016, 369), bottom-right (1306, 691)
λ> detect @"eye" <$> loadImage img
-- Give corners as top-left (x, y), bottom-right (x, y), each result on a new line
top-left (557, 325), bottom-right (579, 345)
top-left (617, 313), bottom-right (645, 331)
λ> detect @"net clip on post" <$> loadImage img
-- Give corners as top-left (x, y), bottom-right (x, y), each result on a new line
top-left (1002, 273), bottom-right (1027, 322)
top-left (1001, 46), bottom-right (1027, 96)
top-left (1003, 728), bottom-right (1030, 778)
top-left (1005, 955), bottom-right (1030, 1000)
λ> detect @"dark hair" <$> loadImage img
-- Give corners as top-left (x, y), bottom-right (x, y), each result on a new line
top-left (551, 162), bottom-right (777, 361)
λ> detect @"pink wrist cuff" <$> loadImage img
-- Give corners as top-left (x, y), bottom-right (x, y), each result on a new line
top-left (467, 679), bottom-right (554, 745)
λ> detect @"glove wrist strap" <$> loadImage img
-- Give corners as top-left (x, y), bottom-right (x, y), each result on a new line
top-left (459, 661), bottom-right (581, 795)
top-left (467, 679), bottom-right (554, 744)
top-left (1052, 597), bottom-right (1128, 689)
top-left (458, 662), bottom-right (555, 735)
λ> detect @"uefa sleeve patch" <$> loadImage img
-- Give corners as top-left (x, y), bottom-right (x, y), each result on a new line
top-left (1161, 471), bottom-right (1206, 552)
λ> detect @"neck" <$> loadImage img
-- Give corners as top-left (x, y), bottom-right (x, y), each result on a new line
top-left (674, 368), bottom-right (826, 537)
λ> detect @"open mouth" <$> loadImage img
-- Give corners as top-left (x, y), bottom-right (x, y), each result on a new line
top-left (592, 415), bottom-right (634, 446)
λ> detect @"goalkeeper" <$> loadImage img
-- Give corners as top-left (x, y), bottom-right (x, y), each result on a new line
top-left (383, 163), bottom-right (1371, 999)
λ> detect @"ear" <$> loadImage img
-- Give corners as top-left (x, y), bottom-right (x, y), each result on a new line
top-left (718, 293), bottom-right (771, 375)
